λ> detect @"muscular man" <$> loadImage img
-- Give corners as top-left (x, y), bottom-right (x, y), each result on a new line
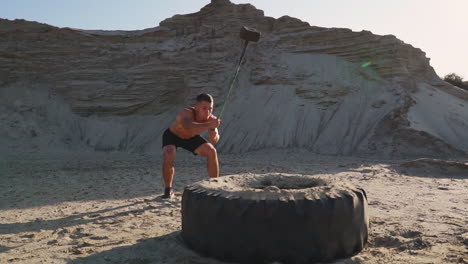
top-left (161, 93), bottom-right (221, 198)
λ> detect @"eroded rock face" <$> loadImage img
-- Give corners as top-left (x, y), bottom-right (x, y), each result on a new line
top-left (1, 0), bottom-right (467, 157)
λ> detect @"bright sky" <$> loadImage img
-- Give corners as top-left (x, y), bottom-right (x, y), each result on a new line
top-left (2, 0), bottom-right (467, 79)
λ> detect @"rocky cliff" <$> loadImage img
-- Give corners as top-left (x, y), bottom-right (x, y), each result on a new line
top-left (1, 0), bottom-right (467, 157)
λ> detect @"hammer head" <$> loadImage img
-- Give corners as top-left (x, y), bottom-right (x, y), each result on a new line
top-left (239, 26), bottom-right (261, 42)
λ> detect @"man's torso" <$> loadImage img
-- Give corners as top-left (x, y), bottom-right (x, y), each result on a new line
top-left (169, 107), bottom-right (209, 139)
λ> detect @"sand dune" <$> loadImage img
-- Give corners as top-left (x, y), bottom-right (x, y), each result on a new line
top-left (1, 0), bottom-right (467, 157)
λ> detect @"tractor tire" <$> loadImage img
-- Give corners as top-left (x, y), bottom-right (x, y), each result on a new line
top-left (181, 174), bottom-right (368, 263)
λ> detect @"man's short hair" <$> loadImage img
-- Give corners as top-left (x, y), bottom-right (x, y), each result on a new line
top-left (196, 93), bottom-right (213, 103)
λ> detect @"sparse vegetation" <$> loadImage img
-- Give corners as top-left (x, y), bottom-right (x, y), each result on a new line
top-left (443, 73), bottom-right (468, 91)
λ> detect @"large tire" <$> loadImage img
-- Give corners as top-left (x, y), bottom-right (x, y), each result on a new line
top-left (181, 174), bottom-right (369, 263)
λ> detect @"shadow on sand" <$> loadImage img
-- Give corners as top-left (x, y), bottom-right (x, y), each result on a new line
top-left (389, 158), bottom-right (468, 179)
top-left (67, 231), bottom-right (361, 264)
top-left (0, 198), bottom-right (180, 235)
top-left (67, 231), bottom-right (225, 264)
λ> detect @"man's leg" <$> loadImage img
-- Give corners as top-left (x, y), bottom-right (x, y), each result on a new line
top-left (195, 143), bottom-right (219, 178)
top-left (162, 145), bottom-right (176, 197)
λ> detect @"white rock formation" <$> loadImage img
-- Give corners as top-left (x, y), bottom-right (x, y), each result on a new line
top-left (0, 0), bottom-right (467, 158)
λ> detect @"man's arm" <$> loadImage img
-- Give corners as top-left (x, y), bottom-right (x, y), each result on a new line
top-left (208, 128), bottom-right (220, 144)
top-left (178, 110), bottom-right (220, 134)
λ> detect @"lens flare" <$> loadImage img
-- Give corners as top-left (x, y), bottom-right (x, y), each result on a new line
top-left (361, 61), bottom-right (372, 68)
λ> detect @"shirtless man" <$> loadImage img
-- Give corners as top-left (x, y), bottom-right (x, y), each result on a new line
top-left (161, 93), bottom-right (221, 198)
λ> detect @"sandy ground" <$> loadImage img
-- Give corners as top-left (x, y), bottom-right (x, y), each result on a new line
top-left (0, 150), bottom-right (467, 264)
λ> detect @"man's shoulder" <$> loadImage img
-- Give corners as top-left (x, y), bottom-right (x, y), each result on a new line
top-left (183, 107), bottom-right (195, 112)
top-left (176, 107), bottom-right (194, 119)
top-left (182, 107), bottom-right (195, 115)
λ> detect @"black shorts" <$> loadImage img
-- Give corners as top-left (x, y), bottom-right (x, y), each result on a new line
top-left (162, 128), bottom-right (207, 155)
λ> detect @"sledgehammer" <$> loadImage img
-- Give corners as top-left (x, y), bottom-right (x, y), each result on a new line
top-left (218, 26), bottom-right (261, 119)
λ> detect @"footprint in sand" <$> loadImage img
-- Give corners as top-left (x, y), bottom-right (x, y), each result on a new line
top-left (19, 233), bottom-right (35, 239)
top-left (399, 237), bottom-right (431, 251)
top-left (76, 241), bottom-right (93, 248)
top-left (373, 235), bottom-right (403, 248)
top-left (82, 213), bottom-right (100, 219)
top-left (399, 230), bottom-right (423, 239)
top-left (375, 229), bottom-right (430, 252)
top-left (47, 239), bottom-right (58, 245)
top-left (53, 227), bottom-right (92, 242)
top-left (89, 235), bottom-right (108, 241)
